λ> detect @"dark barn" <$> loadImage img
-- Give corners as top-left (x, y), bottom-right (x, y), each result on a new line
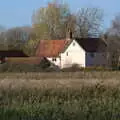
top-left (0, 50), bottom-right (28, 63)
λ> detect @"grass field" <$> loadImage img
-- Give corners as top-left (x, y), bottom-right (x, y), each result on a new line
top-left (0, 71), bottom-right (120, 120)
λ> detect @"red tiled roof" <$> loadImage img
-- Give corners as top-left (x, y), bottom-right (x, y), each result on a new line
top-left (36, 40), bottom-right (69, 57)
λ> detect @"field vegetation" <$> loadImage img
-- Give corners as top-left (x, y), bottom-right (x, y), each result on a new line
top-left (0, 71), bottom-right (120, 120)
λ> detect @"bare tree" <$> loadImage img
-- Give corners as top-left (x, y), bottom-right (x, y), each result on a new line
top-left (0, 27), bottom-right (32, 50)
top-left (108, 14), bottom-right (120, 37)
top-left (106, 14), bottom-right (120, 68)
top-left (75, 8), bottom-right (103, 38)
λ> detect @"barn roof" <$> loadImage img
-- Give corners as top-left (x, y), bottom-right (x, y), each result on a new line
top-left (75, 38), bottom-right (107, 52)
top-left (0, 50), bottom-right (28, 57)
top-left (36, 40), bottom-right (70, 57)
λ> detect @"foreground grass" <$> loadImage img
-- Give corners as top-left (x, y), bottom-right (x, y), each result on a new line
top-left (0, 71), bottom-right (120, 120)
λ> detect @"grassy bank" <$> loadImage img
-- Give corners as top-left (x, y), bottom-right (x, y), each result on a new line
top-left (0, 72), bottom-right (119, 120)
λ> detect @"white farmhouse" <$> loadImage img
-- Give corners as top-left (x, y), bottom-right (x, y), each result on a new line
top-left (36, 37), bottom-right (107, 69)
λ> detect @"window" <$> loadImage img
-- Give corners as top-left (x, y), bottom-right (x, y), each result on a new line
top-left (90, 53), bottom-right (95, 58)
top-left (73, 42), bottom-right (75, 46)
top-left (66, 52), bottom-right (68, 56)
top-left (52, 58), bottom-right (56, 62)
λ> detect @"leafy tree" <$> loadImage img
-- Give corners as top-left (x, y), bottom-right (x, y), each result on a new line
top-left (32, 1), bottom-right (76, 40)
top-left (24, 33), bottom-right (38, 56)
top-left (25, 1), bottom-right (76, 56)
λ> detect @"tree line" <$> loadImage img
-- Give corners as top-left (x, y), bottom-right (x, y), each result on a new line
top-left (0, 1), bottom-right (119, 68)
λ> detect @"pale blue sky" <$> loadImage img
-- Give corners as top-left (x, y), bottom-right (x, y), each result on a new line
top-left (0, 0), bottom-right (120, 29)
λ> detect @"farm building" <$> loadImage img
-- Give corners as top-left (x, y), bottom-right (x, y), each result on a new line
top-left (36, 36), bottom-right (107, 69)
top-left (0, 50), bottom-right (50, 65)
top-left (0, 34), bottom-right (107, 69)
top-left (0, 50), bottom-right (28, 63)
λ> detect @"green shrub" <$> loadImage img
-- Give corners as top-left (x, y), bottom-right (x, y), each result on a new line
top-left (0, 62), bottom-right (51, 73)
top-left (0, 63), bottom-right (43, 72)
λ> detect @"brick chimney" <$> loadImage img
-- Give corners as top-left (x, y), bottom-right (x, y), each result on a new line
top-left (66, 28), bottom-right (72, 40)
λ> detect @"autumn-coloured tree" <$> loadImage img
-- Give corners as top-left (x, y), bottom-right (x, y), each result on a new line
top-left (25, 1), bottom-right (76, 55)
top-left (32, 1), bottom-right (75, 40)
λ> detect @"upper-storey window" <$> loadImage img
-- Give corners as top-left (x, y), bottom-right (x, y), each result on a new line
top-left (66, 52), bottom-right (68, 56)
top-left (73, 42), bottom-right (75, 46)
top-left (90, 53), bottom-right (95, 58)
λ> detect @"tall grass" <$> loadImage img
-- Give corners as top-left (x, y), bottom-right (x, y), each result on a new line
top-left (0, 72), bottom-right (119, 120)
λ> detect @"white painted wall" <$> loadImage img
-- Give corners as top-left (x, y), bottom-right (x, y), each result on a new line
top-left (60, 40), bottom-right (86, 68)
top-left (86, 52), bottom-right (107, 67)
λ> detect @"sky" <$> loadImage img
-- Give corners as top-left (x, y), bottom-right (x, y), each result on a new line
top-left (0, 0), bottom-right (120, 29)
